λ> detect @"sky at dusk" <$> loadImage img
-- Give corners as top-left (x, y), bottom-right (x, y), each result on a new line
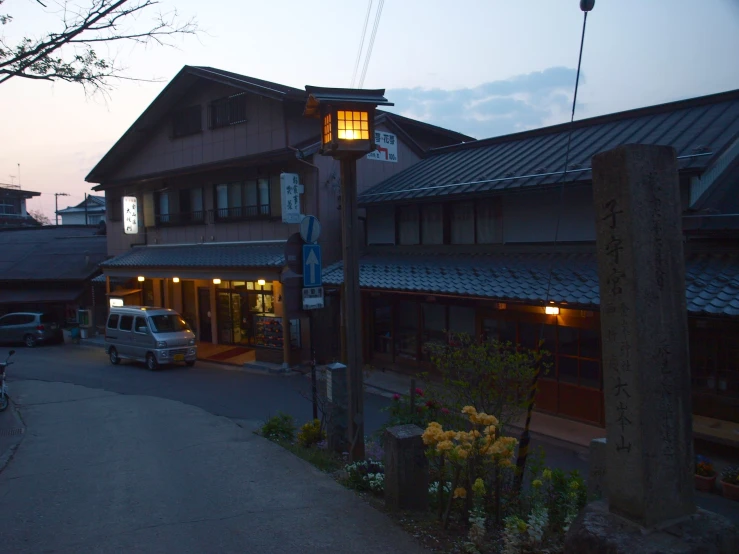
top-left (2, 0), bottom-right (739, 219)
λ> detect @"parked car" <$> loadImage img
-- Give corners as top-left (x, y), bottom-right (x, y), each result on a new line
top-left (104, 306), bottom-right (197, 370)
top-left (0, 312), bottom-right (64, 347)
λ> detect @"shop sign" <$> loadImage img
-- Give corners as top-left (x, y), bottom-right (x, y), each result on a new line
top-left (123, 196), bottom-right (138, 234)
top-left (280, 173), bottom-right (304, 224)
top-left (302, 286), bottom-right (324, 310)
top-left (367, 131), bottom-right (398, 162)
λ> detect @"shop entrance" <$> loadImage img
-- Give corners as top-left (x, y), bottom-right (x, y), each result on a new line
top-left (197, 287), bottom-right (212, 343)
top-left (215, 281), bottom-right (283, 348)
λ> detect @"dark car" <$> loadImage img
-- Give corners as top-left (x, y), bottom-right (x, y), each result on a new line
top-left (0, 312), bottom-right (64, 347)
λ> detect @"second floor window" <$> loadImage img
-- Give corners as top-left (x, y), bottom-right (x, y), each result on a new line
top-left (209, 93), bottom-right (247, 129)
top-left (155, 188), bottom-right (205, 226)
top-left (215, 179), bottom-right (270, 220)
top-left (172, 105), bottom-right (202, 138)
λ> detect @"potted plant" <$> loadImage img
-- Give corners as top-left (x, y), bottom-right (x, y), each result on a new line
top-left (720, 465), bottom-right (739, 501)
top-left (694, 455), bottom-right (717, 492)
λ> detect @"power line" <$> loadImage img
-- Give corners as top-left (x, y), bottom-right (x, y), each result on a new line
top-left (358, 0), bottom-right (384, 89)
top-left (350, 1), bottom-right (374, 88)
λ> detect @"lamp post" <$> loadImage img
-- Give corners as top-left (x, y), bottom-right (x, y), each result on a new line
top-left (304, 86), bottom-right (393, 461)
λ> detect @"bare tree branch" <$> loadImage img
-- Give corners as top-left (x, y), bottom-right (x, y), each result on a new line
top-left (0, 0), bottom-right (198, 92)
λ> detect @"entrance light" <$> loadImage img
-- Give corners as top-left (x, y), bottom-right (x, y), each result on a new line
top-left (257, 279), bottom-right (266, 286)
top-left (545, 305), bottom-right (560, 315)
top-left (213, 278), bottom-right (221, 285)
top-left (137, 276), bottom-right (145, 282)
top-left (173, 277), bottom-right (180, 283)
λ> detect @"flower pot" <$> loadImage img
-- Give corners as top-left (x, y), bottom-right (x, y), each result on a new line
top-left (694, 473), bottom-right (716, 492)
top-left (722, 481), bottom-right (739, 501)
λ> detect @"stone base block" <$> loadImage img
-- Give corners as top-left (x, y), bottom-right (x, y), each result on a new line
top-left (565, 501), bottom-right (739, 554)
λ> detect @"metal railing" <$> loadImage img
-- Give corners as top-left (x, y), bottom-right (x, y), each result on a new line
top-left (212, 205), bottom-right (270, 221)
top-left (155, 210), bottom-right (206, 227)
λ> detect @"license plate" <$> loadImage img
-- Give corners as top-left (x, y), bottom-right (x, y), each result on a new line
top-left (173, 354), bottom-right (185, 362)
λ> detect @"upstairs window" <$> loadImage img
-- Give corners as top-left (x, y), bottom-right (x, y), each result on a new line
top-left (172, 105), bottom-right (202, 138)
top-left (209, 93), bottom-right (248, 129)
top-left (214, 179), bottom-right (270, 221)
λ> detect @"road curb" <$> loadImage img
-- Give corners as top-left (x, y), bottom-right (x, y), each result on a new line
top-left (0, 401), bottom-right (26, 475)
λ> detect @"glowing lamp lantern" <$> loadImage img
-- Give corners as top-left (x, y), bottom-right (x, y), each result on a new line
top-left (545, 305), bottom-right (560, 315)
top-left (213, 278), bottom-right (222, 285)
top-left (172, 277), bottom-right (180, 283)
top-left (304, 86), bottom-right (392, 159)
top-left (137, 276), bottom-right (145, 282)
top-left (257, 279), bottom-right (266, 286)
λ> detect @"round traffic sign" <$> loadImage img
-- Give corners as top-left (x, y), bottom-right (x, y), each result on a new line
top-left (300, 215), bottom-right (321, 244)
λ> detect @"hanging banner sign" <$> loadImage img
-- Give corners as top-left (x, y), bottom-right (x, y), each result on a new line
top-left (367, 131), bottom-right (398, 162)
top-left (281, 173), bottom-right (304, 224)
top-left (123, 196), bottom-right (138, 234)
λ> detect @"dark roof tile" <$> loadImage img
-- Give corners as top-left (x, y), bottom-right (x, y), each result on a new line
top-left (324, 251), bottom-right (739, 318)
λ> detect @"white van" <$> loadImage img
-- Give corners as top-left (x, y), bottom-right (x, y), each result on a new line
top-left (105, 306), bottom-right (197, 370)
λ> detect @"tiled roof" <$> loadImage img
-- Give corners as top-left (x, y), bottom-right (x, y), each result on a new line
top-left (0, 226), bottom-right (107, 281)
top-left (323, 251), bottom-right (739, 318)
top-left (358, 89), bottom-right (739, 204)
top-left (101, 242), bottom-right (285, 269)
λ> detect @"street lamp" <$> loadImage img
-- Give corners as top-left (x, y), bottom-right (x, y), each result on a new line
top-left (304, 86), bottom-right (393, 462)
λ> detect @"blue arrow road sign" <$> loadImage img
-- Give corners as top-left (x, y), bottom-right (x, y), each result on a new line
top-left (303, 244), bottom-right (322, 287)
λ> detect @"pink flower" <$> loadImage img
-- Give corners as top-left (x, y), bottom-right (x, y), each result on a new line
top-left (392, 393), bottom-right (401, 401)
top-left (415, 388), bottom-right (424, 397)
top-left (441, 407), bottom-right (450, 414)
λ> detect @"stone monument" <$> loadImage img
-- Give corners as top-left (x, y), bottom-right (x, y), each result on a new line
top-left (325, 362), bottom-right (349, 453)
top-left (565, 144), bottom-right (738, 553)
top-left (384, 424), bottom-right (429, 512)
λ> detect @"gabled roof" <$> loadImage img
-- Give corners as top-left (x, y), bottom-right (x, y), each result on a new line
top-left (0, 226), bottom-right (107, 281)
top-left (322, 250), bottom-right (739, 318)
top-left (0, 184), bottom-right (41, 199)
top-left (358, 89), bottom-right (739, 204)
top-left (86, 65), bottom-right (474, 184)
top-left (57, 195), bottom-right (106, 215)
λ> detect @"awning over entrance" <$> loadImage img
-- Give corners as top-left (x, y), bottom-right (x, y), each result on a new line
top-left (0, 287), bottom-right (85, 304)
top-left (100, 241), bottom-right (286, 280)
top-left (323, 251), bottom-right (739, 317)
top-left (102, 241), bottom-right (285, 269)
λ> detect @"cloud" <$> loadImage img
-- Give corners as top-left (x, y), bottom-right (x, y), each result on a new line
top-left (386, 67), bottom-right (580, 139)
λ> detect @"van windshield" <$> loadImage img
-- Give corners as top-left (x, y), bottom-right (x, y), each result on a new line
top-left (149, 314), bottom-right (190, 333)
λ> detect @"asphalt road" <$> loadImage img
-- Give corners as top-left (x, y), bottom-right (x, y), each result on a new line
top-left (3, 343), bottom-right (392, 436)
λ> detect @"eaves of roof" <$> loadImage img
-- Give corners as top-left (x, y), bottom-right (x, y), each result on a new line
top-left (322, 251), bottom-right (739, 318)
top-left (92, 147), bottom-right (295, 190)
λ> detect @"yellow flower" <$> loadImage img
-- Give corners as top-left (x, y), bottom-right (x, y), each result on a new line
top-left (570, 480), bottom-right (580, 490)
top-left (542, 469), bottom-right (552, 481)
top-left (461, 406), bottom-right (477, 416)
top-left (472, 478), bottom-right (486, 496)
top-left (470, 429), bottom-right (482, 439)
top-left (443, 430), bottom-right (457, 441)
top-left (481, 414), bottom-right (498, 426)
top-left (516, 519), bottom-right (528, 533)
top-left (455, 447), bottom-right (469, 460)
top-left (453, 487), bottom-right (467, 499)
top-left (532, 479), bottom-right (543, 488)
top-left (499, 458), bottom-right (513, 468)
top-left (436, 440), bottom-right (453, 452)
top-left (484, 424), bottom-right (497, 437)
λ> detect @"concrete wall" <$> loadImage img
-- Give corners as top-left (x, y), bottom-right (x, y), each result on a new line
top-left (60, 212), bottom-right (105, 225)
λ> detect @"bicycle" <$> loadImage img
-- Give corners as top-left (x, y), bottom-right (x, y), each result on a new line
top-left (0, 350), bottom-right (15, 412)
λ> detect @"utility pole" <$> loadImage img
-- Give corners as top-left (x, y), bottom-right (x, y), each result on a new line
top-left (17, 163), bottom-right (20, 187)
top-left (54, 192), bottom-right (70, 225)
top-left (84, 193), bottom-right (88, 226)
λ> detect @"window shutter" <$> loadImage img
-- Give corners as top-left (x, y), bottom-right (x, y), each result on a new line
top-left (143, 192), bottom-right (155, 227)
top-left (270, 175), bottom-right (281, 218)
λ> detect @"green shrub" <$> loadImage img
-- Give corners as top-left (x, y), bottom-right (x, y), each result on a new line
top-left (261, 412), bottom-right (296, 442)
top-left (297, 419), bottom-right (325, 448)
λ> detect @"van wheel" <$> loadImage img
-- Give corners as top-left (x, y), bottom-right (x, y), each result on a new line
top-left (109, 347), bottom-right (120, 365)
top-left (146, 353), bottom-right (159, 371)
top-left (24, 334), bottom-right (36, 348)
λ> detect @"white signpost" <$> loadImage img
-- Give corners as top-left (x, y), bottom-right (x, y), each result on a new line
top-left (280, 173), bottom-right (304, 224)
top-left (300, 215), bottom-right (321, 244)
top-left (123, 196), bottom-right (138, 234)
top-left (302, 286), bottom-right (324, 310)
top-left (367, 131), bottom-right (398, 162)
